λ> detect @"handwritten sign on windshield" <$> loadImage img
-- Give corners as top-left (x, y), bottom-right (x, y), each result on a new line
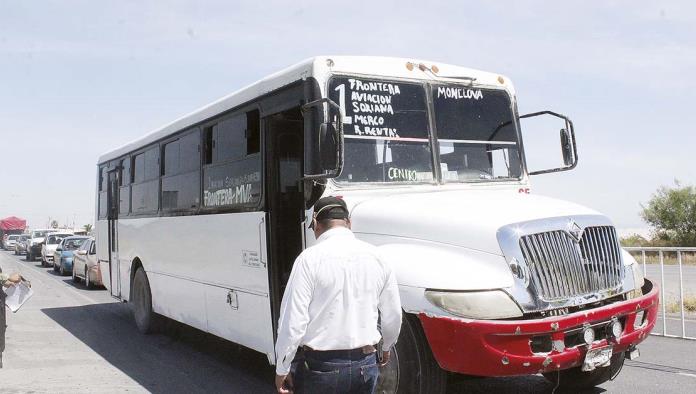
top-left (329, 77), bottom-right (428, 140)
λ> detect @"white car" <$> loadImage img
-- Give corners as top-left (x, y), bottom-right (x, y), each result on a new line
top-left (41, 232), bottom-right (73, 267)
top-left (3, 234), bottom-right (21, 250)
top-left (25, 229), bottom-right (54, 262)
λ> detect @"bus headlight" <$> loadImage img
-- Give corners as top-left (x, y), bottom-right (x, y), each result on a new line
top-left (425, 290), bottom-right (523, 319)
top-left (627, 263), bottom-right (645, 299)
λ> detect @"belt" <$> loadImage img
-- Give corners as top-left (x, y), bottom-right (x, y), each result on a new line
top-left (302, 344), bottom-right (376, 360)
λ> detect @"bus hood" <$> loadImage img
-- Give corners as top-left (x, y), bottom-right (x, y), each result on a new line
top-left (349, 189), bottom-right (602, 256)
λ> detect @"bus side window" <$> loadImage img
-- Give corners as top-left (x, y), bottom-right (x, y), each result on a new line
top-left (162, 131), bottom-right (201, 211)
top-left (201, 110), bottom-right (262, 210)
top-left (118, 157), bottom-right (131, 217)
top-left (214, 115), bottom-right (246, 163)
top-left (98, 165), bottom-right (108, 219)
top-left (204, 126), bottom-right (214, 165)
top-left (246, 109), bottom-right (260, 155)
top-left (131, 146), bottom-right (160, 213)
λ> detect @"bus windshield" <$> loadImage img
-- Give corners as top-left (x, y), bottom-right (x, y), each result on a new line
top-left (433, 84), bottom-right (522, 182)
top-left (329, 76), bottom-right (522, 185)
top-left (329, 77), bottom-right (434, 184)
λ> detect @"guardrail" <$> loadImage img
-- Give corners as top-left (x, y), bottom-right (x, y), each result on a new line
top-left (624, 246), bottom-right (696, 340)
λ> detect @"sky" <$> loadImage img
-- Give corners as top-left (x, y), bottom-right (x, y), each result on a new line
top-left (0, 1), bottom-right (694, 235)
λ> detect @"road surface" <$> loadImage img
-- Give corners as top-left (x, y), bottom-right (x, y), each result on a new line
top-left (1, 250), bottom-right (696, 393)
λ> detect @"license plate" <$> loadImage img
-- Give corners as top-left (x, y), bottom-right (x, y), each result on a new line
top-left (582, 346), bottom-right (612, 372)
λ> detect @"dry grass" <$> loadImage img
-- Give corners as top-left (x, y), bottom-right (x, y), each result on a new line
top-left (665, 295), bottom-right (696, 313)
top-left (627, 251), bottom-right (696, 266)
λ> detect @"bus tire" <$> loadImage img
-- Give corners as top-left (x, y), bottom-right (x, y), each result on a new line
top-left (543, 351), bottom-right (625, 390)
top-left (132, 267), bottom-right (161, 334)
top-left (376, 314), bottom-right (447, 394)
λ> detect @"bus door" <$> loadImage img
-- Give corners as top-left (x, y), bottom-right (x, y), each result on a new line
top-left (106, 169), bottom-right (121, 298)
top-left (265, 108), bottom-right (306, 335)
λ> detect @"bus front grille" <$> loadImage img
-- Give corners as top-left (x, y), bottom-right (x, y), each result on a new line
top-left (519, 226), bottom-right (624, 301)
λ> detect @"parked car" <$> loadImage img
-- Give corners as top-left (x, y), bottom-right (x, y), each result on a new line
top-left (25, 229), bottom-right (54, 261)
top-left (71, 238), bottom-right (100, 288)
top-left (14, 235), bottom-right (28, 255)
top-left (3, 234), bottom-right (21, 251)
top-left (41, 232), bottom-right (73, 267)
top-left (53, 236), bottom-right (89, 276)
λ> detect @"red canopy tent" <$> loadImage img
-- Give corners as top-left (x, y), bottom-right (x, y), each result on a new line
top-left (0, 216), bottom-right (26, 232)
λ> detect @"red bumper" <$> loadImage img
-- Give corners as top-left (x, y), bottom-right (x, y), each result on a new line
top-left (419, 279), bottom-right (659, 376)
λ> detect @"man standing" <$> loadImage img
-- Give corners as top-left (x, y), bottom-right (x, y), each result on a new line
top-left (1, 270), bottom-right (22, 368)
top-left (274, 196), bottom-right (402, 394)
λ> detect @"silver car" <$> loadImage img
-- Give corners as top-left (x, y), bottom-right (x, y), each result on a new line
top-left (72, 238), bottom-right (101, 288)
top-left (3, 234), bottom-right (21, 250)
top-left (13, 235), bottom-right (28, 255)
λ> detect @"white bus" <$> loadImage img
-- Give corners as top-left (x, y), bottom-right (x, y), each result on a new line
top-left (97, 56), bottom-right (657, 393)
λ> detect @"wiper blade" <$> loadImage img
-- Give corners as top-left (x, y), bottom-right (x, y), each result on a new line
top-left (435, 75), bottom-right (477, 82)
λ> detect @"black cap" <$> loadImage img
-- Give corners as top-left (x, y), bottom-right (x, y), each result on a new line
top-left (309, 196), bottom-right (349, 229)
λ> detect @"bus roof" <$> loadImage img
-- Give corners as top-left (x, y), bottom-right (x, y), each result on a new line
top-left (97, 56), bottom-right (511, 164)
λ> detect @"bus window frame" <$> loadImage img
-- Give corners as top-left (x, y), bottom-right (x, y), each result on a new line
top-left (129, 144), bottom-right (161, 216)
top-left (428, 82), bottom-right (526, 185)
top-left (198, 102), bottom-right (265, 215)
top-left (96, 78), bottom-right (321, 220)
top-left (97, 164), bottom-right (109, 220)
top-left (160, 127), bottom-right (203, 214)
top-left (117, 156), bottom-right (132, 218)
top-left (325, 73), bottom-right (438, 187)
top-left (323, 73), bottom-right (529, 189)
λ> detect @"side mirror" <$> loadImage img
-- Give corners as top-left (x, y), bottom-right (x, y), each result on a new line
top-left (319, 122), bottom-right (339, 171)
top-left (76, 250), bottom-right (87, 256)
top-left (301, 98), bottom-right (344, 180)
top-left (56, 247), bottom-right (62, 252)
top-left (520, 110), bottom-right (578, 175)
top-left (560, 128), bottom-right (573, 166)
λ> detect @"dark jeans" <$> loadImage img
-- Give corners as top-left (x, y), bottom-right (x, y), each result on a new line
top-left (293, 349), bottom-right (379, 394)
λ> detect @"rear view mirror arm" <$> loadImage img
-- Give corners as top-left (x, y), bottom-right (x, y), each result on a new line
top-left (521, 110), bottom-right (578, 175)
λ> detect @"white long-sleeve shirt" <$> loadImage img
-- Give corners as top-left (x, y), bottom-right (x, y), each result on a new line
top-left (274, 226), bottom-right (402, 375)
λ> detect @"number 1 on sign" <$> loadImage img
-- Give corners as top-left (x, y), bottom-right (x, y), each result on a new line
top-left (334, 84), bottom-right (352, 125)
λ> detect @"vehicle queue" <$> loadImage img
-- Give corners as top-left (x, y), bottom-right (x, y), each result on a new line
top-left (1, 229), bottom-right (102, 288)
